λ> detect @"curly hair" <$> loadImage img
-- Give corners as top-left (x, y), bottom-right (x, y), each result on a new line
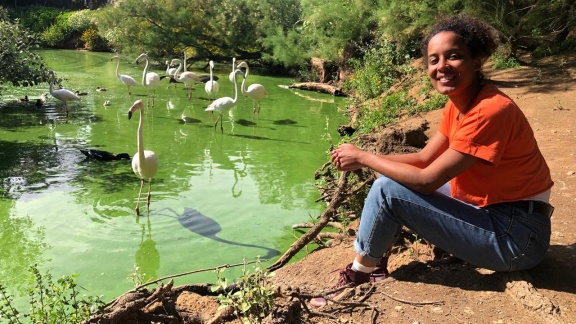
top-left (421, 15), bottom-right (499, 67)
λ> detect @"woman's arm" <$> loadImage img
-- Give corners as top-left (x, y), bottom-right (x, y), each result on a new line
top-left (331, 131), bottom-right (478, 194)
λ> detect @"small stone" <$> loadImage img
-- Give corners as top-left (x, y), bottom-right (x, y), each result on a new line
top-left (431, 306), bottom-right (443, 314)
top-left (394, 305), bottom-right (403, 312)
top-left (567, 171), bottom-right (575, 175)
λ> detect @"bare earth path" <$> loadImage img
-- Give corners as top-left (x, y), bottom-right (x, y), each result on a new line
top-left (269, 54), bottom-right (576, 324)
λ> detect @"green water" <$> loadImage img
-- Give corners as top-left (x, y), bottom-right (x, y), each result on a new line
top-left (0, 50), bottom-right (348, 303)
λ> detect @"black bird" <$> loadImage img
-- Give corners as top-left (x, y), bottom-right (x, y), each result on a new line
top-left (199, 74), bottom-right (219, 83)
top-left (35, 99), bottom-right (43, 108)
top-left (80, 149), bottom-right (131, 161)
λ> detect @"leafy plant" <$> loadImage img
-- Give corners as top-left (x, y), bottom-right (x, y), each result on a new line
top-left (0, 265), bottom-right (105, 324)
top-left (344, 41), bottom-right (408, 102)
top-left (212, 258), bottom-right (276, 323)
top-left (491, 52), bottom-right (521, 70)
top-left (357, 90), bottom-right (417, 133)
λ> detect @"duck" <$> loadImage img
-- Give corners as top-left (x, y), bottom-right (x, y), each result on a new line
top-left (40, 93), bottom-right (48, 103)
top-left (35, 99), bottom-right (43, 108)
top-left (19, 95), bottom-right (29, 102)
top-left (96, 87), bottom-right (107, 92)
top-left (75, 90), bottom-right (88, 96)
top-left (199, 74), bottom-right (220, 83)
top-left (80, 149), bottom-right (131, 161)
top-left (103, 100), bottom-right (111, 107)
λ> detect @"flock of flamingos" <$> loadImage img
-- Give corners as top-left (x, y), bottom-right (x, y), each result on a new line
top-left (45, 53), bottom-right (268, 216)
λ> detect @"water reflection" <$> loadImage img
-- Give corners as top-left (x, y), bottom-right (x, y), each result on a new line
top-left (0, 203), bottom-right (47, 292)
top-left (134, 216), bottom-right (160, 282)
top-left (151, 207), bottom-right (280, 260)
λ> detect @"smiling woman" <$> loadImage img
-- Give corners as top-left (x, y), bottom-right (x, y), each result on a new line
top-left (0, 49), bottom-right (348, 306)
top-left (312, 15), bottom-right (554, 308)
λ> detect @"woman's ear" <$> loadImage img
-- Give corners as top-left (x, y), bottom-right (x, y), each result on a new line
top-left (475, 58), bottom-right (483, 71)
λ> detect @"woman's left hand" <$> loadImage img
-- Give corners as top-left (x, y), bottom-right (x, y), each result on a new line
top-left (330, 143), bottom-right (365, 171)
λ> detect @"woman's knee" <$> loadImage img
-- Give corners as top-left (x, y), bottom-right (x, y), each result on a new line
top-left (371, 176), bottom-right (407, 197)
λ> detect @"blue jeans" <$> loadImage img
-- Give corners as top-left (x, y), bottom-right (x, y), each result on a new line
top-left (354, 176), bottom-right (551, 272)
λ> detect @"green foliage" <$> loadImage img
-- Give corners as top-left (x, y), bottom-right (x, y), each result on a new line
top-left (212, 259), bottom-right (276, 323)
top-left (357, 90), bottom-right (417, 133)
top-left (491, 52), bottom-right (521, 69)
top-left (10, 6), bottom-right (61, 34)
top-left (67, 10), bottom-right (93, 32)
top-left (0, 8), bottom-right (50, 92)
top-left (344, 40), bottom-right (412, 102)
top-left (41, 11), bottom-right (78, 48)
top-left (0, 265), bottom-right (105, 324)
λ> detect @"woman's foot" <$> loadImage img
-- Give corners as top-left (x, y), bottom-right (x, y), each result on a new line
top-left (310, 263), bottom-right (371, 307)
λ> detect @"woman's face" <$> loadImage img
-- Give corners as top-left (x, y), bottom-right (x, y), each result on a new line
top-left (427, 31), bottom-right (480, 99)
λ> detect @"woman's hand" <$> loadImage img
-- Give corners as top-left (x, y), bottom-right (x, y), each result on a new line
top-left (330, 143), bottom-right (366, 171)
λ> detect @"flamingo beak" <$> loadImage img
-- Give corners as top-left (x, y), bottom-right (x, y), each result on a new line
top-left (128, 99), bottom-right (143, 120)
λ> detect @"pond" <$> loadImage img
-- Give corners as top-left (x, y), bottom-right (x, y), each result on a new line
top-left (0, 50), bottom-right (348, 304)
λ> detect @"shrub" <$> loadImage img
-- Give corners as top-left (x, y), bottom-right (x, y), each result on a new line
top-left (0, 265), bottom-right (105, 323)
top-left (212, 259), bottom-right (275, 323)
top-left (343, 39), bottom-right (411, 102)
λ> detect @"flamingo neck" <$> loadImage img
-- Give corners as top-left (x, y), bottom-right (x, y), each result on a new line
top-left (174, 62), bottom-right (183, 81)
top-left (142, 56), bottom-right (149, 86)
top-left (232, 73), bottom-right (239, 103)
top-left (137, 109), bottom-right (146, 163)
top-left (115, 58), bottom-right (121, 78)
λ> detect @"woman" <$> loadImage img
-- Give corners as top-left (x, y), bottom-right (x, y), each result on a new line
top-left (311, 15), bottom-right (554, 307)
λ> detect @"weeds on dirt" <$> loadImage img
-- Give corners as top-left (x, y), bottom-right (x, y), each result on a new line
top-left (212, 258), bottom-right (276, 324)
top-left (0, 265), bottom-right (105, 323)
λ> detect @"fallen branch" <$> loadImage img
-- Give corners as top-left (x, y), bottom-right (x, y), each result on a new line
top-left (288, 82), bottom-right (345, 96)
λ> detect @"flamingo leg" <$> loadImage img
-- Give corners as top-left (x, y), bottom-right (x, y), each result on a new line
top-left (146, 179), bottom-right (153, 214)
top-left (213, 114), bottom-right (222, 130)
top-left (135, 178), bottom-right (144, 216)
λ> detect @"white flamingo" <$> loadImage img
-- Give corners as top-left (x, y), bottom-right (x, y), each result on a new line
top-left (135, 53), bottom-right (161, 107)
top-left (236, 61), bottom-right (268, 120)
top-left (204, 60), bottom-right (219, 102)
top-left (47, 70), bottom-right (80, 115)
top-left (111, 55), bottom-right (139, 96)
top-left (171, 58), bottom-right (200, 100)
top-left (205, 69), bottom-right (243, 133)
top-left (228, 57), bottom-right (236, 83)
top-left (128, 99), bottom-right (158, 216)
top-left (163, 60), bottom-right (178, 87)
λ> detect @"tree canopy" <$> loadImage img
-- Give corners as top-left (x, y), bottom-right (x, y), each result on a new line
top-left (0, 6), bottom-right (49, 95)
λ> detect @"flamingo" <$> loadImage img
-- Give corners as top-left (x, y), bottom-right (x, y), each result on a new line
top-left (47, 69), bottom-right (80, 115)
top-left (228, 57), bottom-right (236, 83)
top-left (111, 55), bottom-right (139, 96)
top-left (128, 99), bottom-right (158, 216)
top-left (171, 58), bottom-right (200, 100)
top-left (205, 69), bottom-right (242, 133)
top-left (236, 61), bottom-right (268, 120)
top-left (204, 60), bottom-right (219, 102)
top-left (135, 53), bottom-right (161, 107)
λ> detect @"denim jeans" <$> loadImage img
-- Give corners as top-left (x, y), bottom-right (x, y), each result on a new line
top-left (354, 176), bottom-right (551, 272)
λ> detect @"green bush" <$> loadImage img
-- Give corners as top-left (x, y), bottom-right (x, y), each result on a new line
top-left (10, 6), bottom-right (60, 34)
top-left (492, 52), bottom-right (521, 69)
top-left (0, 265), bottom-right (105, 323)
top-left (357, 90), bottom-right (416, 133)
top-left (343, 40), bottom-right (411, 102)
top-left (212, 259), bottom-right (275, 323)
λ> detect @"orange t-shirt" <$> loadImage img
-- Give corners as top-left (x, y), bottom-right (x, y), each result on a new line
top-left (438, 84), bottom-right (553, 207)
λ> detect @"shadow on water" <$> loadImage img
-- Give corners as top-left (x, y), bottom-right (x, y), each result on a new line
top-left (231, 133), bottom-right (309, 144)
top-left (272, 119), bottom-right (303, 127)
top-left (150, 207), bottom-right (280, 260)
